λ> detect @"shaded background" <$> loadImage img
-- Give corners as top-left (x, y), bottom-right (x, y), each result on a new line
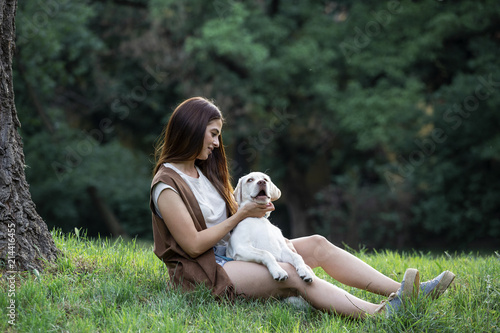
top-left (14, 0), bottom-right (500, 251)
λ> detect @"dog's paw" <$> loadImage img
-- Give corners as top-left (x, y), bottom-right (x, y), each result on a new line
top-left (296, 266), bottom-right (314, 283)
top-left (270, 267), bottom-right (289, 281)
top-left (275, 275), bottom-right (288, 282)
top-left (301, 275), bottom-right (313, 283)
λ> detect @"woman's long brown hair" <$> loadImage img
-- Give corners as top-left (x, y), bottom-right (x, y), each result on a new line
top-left (153, 97), bottom-right (237, 215)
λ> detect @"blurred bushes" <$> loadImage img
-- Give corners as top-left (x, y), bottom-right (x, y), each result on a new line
top-left (14, 0), bottom-right (500, 249)
top-left (22, 110), bottom-right (151, 238)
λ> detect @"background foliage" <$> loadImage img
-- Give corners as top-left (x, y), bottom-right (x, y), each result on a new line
top-left (15, 0), bottom-right (500, 250)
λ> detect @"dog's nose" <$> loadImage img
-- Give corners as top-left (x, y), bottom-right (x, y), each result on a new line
top-left (257, 180), bottom-right (266, 186)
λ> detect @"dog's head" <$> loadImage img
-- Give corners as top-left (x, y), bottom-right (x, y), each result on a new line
top-left (233, 172), bottom-right (281, 206)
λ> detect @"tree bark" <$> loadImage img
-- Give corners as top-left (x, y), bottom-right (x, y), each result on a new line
top-left (0, 0), bottom-right (59, 271)
top-left (87, 186), bottom-right (129, 238)
top-left (283, 163), bottom-right (314, 238)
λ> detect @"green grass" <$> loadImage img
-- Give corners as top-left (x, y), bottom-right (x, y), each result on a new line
top-left (1, 230), bottom-right (499, 332)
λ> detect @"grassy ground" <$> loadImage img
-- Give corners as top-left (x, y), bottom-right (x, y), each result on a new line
top-left (1, 230), bottom-right (499, 332)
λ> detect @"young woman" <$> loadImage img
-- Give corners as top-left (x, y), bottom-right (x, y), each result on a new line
top-left (150, 97), bottom-right (455, 318)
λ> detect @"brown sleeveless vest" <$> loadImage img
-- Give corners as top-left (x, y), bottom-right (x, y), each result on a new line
top-left (150, 165), bottom-right (235, 299)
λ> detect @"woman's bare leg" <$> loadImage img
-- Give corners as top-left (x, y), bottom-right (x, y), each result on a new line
top-left (223, 260), bottom-right (380, 318)
top-left (291, 235), bottom-right (401, 296)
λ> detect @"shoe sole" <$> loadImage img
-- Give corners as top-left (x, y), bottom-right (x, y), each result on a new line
top-left (428, 270), bottom-right (455, 300)
top-left (401, 268), bottom-right (420, 299)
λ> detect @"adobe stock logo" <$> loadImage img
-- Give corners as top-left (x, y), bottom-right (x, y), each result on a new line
top-left (17, 0), bottom-right (73, 46)
top-left (51, 64), bottom-right (167, 181)
top-left (385, 74), bottom-right (500, 190)
top-left (340, 1), bottom-right (403, 63)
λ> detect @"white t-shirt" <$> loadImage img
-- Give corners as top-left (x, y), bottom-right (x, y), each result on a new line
top-left (152, 163), bottom-right (230, 246)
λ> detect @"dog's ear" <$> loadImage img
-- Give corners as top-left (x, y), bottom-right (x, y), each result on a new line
top-left (233, 177), bottom-right (243, 204)
top-left (269, 180), bottom-right (281, 201)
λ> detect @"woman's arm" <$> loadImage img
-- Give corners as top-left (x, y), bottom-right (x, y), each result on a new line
top-left (157, 189), bottom-right (273, 258)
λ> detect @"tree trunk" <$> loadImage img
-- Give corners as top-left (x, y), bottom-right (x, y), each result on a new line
top-left (87, 186), bottom-right (129, 238)
top-left (0, 0), bottom-right (59, 271)
top-left (283, 163), bottom-right (314, 238)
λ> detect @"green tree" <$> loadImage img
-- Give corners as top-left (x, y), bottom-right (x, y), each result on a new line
top-left (149, 0), bottom-right (500, 248)
top-left (15, 0), bottom-right (154, 237)
top-left (13, 0), bottom-right (500, 250)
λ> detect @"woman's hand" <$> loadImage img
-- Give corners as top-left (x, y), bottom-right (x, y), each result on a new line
top-left (160, 189), bottom-right (274, 258)
top-left (238, 201), bottom-right (275, 219)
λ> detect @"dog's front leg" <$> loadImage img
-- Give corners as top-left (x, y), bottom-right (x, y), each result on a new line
top-left (281, 250), bottom-right (314, 283)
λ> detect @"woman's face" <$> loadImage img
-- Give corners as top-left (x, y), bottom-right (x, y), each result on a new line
top-left (197, 119), bottom-right (223, 160)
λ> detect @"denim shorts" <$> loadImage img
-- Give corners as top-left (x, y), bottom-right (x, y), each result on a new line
top-left (213, 246), bottom-right (234, 267)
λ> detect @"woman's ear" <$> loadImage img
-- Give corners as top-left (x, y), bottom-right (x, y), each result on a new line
top-left (269, 181), bottom-right (281, 201)
top-left (233, 177), bottom-right (243, 205)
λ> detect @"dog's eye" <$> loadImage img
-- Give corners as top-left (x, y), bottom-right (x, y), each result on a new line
top-left (264, 178), bottom-right (269, 182)
top-left (247, 178), bottom-right (254, 183)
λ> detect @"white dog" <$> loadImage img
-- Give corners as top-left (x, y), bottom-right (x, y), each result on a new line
top-left (227, 172), bottom-right (314, 283)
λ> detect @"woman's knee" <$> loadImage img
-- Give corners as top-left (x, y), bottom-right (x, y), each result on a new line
top-left (301, 234), bottom-right (340, 266)
top-left (309, 234), bottom-right (329, 246)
